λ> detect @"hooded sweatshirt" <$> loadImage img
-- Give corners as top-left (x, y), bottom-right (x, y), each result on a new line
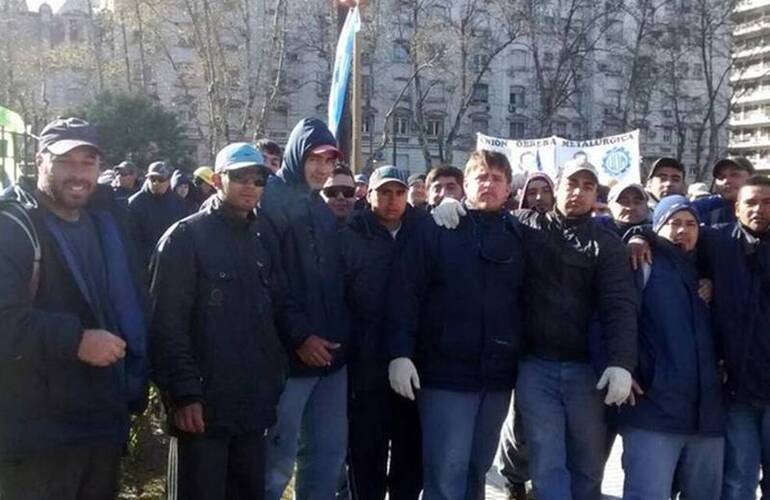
top-left (260, 118), bottom-right (351, 376)
top-left (518, 172), bottom-right (555, 211)
top-left (170, 170), bottom-right (198, 215)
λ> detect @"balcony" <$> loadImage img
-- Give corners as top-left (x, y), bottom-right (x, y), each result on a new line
top-left (732, 87), bottom-right (770, 105)
top-left (735, 0), bottom-right (770, 15)
top-left (734, 18), bottom-right (770, 38)
top-left (733, 44), bottom-right (770, 60)
top-left (729, 136), bottom-right (770, 149)
top-left (730, 65), bottom-right (770, 82)
top-left (729, 113), bottom-right (770, 127)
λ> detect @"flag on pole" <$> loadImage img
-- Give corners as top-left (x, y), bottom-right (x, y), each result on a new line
top-left (0, 105), bottom-right (26, 188)
top-left (328, 6), bottom-right (361, 138)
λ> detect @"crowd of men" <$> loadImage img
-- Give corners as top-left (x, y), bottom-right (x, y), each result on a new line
top-left (0, 115), bottom-right (767, 500)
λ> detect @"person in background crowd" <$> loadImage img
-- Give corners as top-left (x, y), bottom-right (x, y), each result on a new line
top-left (0, 117), bottom-right (148, 500)
top-left (517, 171), bottom-right (555, 213)
top-left (646, 157), bottom-right (687, 210)
top-left (256, 138), bottom-right (283, 174)
top-left (593, 185), bottom-right (612, 217)
top-left (354, 174), bottom-right (369, 210)
top-left (619, 195), bottom-right (724, 500)
top-left (389, 150), bottom-right (524, 500)
top-left (190, 166), bottom-right (216, 207)
top-left (426, 166), bottom-right (464, 209)
top-left (170, 169), bottom-right (198, 215)
top-left (497, 170), bottom-right (556, 499)
top-left (113, 160), bottom-right (139, 204)
top-left (431, 158), bottom-right (638, 500)
top-left (150, 143), bottom-right (293, 500)
top-left (261, 118), bottom-right (352, 500)
top-left (98, 169), bottom-right (116, 186)
top-left (321, 166), bottom-right (357, 224)
top-left (607, 182), bottom-right (650, 236)
top-left (128, 161), bottom-right (189, 270)
top-left (693, 157), bottom-right (755, 226)
top-left (407, 173), bottom-right (428, 210)
top-left (688, 182), bottom-right (711, 201)
top-left (343, 165), bottom-right (428, 500)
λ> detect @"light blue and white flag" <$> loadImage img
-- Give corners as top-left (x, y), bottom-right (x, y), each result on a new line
top-left (328, 7), bottom-right (361, 138)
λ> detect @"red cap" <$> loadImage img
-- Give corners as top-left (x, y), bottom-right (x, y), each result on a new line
top-left (310, 144), bottom-right (343, 159)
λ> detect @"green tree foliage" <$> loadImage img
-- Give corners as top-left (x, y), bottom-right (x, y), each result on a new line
top-left (79, 91), bottom-right (192, 170)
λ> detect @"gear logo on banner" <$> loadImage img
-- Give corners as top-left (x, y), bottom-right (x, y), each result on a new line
top-left (602, 147), bottom-right (632, 177)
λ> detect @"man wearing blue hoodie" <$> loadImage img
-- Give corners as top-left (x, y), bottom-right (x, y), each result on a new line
top-left (261, 118), bottom-right (351, 500)
top-left (619, 195), bottom-right (724, 500)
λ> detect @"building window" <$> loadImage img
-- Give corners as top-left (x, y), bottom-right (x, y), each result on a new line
top-left (509, 121), bottom-right (525, 138)
top-left (471, 83), bottom-right (489, 104)
top-left (426, 118), bottom-right (443, 138)
top-left (509, 86), bottom-right (525, 112)
top-left (392, 40), bottom-right (409, 62)
top-left (362, 114), bottom-right (374, 134)
top-left (69, 19), bottom-right (81, 42)
top-left (510, 49), bottom-right (528, 71)
top-left (662, 126), bottom-right (673, 143)
top-left (395, 115), bottom-right (410, 136)
top-left (471, 116), bottom-right (489, 134)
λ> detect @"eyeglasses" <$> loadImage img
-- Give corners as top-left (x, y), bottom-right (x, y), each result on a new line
top-left (322, 186), bottom-right (355, 199)
top-left (149, 176), bottom-right (169, 184)
top-left (226, 170), bottom-right (267, 187)
top-left (117, 171), bottom-right (135, 177)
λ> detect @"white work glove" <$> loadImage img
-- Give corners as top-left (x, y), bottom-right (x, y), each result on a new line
top-left (431, 197), bottom-right (466, 229)
top-left (596, 366), bottom-right (632, 406)
top-left (388, 357), bottom-right (421, 400)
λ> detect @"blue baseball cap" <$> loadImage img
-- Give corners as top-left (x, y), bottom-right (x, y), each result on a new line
top-left (215, 142), bottom-right (267, 173)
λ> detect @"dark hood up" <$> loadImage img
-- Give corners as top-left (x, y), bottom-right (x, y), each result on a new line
top-left (170, 170), bottom-right (192, 192)
top-left (276, 117), bottom-right (338, 189)
top-left (519, 172), bottom-right (555, 210)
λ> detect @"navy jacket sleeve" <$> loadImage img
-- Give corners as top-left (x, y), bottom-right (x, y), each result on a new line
top-left (148, 222), bottom-right (202, 404)
top-left (0, 216), bottom-right (83, 363)
top-left (595, 229), bottom-right (639, 372)
top-left (386, 218), bottom-right (437, 360)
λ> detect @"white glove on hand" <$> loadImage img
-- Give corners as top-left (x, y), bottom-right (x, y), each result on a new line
top-left (388, 357), bottom-right (421, 400)
top-left (431, 197), bottom-right (466, 229)
top-left (596, 366), bottom-right (632, 406)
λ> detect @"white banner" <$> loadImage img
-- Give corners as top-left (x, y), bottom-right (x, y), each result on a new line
top-left (477, 130), bottom-right (641, 184)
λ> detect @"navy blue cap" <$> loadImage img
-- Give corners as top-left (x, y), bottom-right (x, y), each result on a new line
top-left (215, 142), bottom-right (267, 173)
top-left (38, 117), bottom-right (101, 155)
top-left (652, 194), bottom-right (700, 233)
top-left (368, 165), bottom-right (407, 191)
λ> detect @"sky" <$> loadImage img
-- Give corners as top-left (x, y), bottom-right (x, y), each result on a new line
top-left (27, 0), bottom-right (66, 12)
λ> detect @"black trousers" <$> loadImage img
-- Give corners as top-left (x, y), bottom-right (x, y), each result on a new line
top-left (347, 388), bottom-right (422, 500)
top-left (173, 430), bottom-right (266, 500)
top-left (0, 441), bottom-right (122, 500)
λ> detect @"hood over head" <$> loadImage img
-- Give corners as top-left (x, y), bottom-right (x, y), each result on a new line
top-left (170, 169), bottom-right (192, 191)
top-left (519, 171), bottom-right (555, 209)
top-left (277, 118), bottom-right (340, 189)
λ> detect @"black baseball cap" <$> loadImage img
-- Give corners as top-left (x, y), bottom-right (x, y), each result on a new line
top-left (648, 157), bottom-right (685, 179)
top-left (368, 165), bottom-right (407, 191)
top-left (147, 161), bottom-right (173, 179)
top-left (38, 117), bottom-right (101, 156)
top-left (712, 156), bottom-right (755, 178)
top-left (114, 160), bottom-right (137, 175)
top-left (407, 173), bottom-right (426, 187)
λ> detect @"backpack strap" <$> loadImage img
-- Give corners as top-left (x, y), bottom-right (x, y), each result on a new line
top-left (0, 202), bottom-right (41, 299)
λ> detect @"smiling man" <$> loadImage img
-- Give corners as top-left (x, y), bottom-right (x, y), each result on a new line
top-left (0, 117), bottom-right (148, 500)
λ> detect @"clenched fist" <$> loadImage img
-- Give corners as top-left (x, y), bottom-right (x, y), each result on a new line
top-left (77, 329), bottom-right (126, 367)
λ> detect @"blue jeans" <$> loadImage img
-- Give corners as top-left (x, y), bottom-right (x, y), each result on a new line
top-left (516, 357), bottom-right (607, 500)
top-left (622, 427), bottom-right (724, 500)
top-left (265, 367), bottom-right (348, 500)
top-left (418, 388), bottom-right (510, 500)
top-left (722, 400), bottom-right (770, 500)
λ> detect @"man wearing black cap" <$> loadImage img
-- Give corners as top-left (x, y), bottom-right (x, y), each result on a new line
top-left (692, 156), bottom-right (755, 226)
top-left (343, 165), bottom-right (428, 500)
top-left (645, 157), bottom-right (687, 210)
top-left (0, 117), bottom-right (148, 499)
top-left (407, 173), bottom-right (428, 210)
top-left (320, 166), bottom-right (357, 224)
top-left (150, 143), bottom-right (294, 500)
top-left (112, 160), bottom-right (139, 204)
top-left (128, 160), bottom-right (189, 270)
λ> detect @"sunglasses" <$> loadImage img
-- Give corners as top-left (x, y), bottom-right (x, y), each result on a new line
top-left (117, 171), bottom-right (135, 177)
top-left (226, 170), bottom-right (268, 187)
top-left (322, 186), bottom-right (355, 199)
top-left (149, 176), bottom-right (169, 183)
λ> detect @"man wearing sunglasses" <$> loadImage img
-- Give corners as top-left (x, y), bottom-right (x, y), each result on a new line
top-left (321, 166), bottom-right (357, 223)
top-left (342, 165), bottom-right (429, 499)
top-left (128, 160), bottom-right (188, 271)
top-left (387, 150), bottom-right (525, 499)
top-left (149, 143), bottom-right (294, 500)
